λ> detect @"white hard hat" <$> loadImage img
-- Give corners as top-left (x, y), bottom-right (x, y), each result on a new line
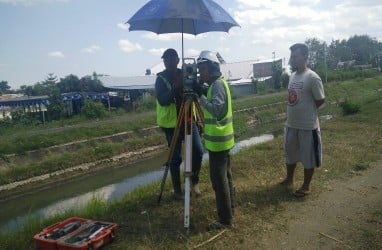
top-left (197, 50), bottom-right (220, 65)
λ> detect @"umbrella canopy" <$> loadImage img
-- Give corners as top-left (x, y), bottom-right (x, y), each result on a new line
top-left (127, 0), bottom-right (239, 35)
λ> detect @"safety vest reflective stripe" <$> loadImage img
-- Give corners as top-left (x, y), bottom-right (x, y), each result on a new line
top-left (203, 133), bottom-right (234, 142)
top-left (156, 75), bottom-right (177, 128)
top-left (204, 116), bottom-right (233, 126)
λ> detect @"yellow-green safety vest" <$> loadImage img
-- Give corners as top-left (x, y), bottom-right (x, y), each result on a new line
top-left (203, 77), bottom-right (234, 152)
top-left (156, 75), bottom-right (177, 128)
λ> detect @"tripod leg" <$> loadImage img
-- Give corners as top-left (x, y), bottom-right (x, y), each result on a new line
top-left (157, 102), bottom-right (185, 204)
top-left (157, 164), bottom-right (170, 204)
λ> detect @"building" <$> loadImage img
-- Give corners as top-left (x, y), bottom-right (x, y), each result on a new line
top-left (99, 53), bottom-right (285, 96)
top-left (0, 92), bottom-right (110, 121)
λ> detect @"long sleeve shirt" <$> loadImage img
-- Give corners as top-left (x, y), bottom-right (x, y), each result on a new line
top-left (155, 69), bottom-right (183, 114)
top-left (199, 78), bottom-right (228, 121)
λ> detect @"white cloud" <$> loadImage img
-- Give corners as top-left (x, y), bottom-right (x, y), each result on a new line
top-left (143, 33), bottom-right (204, 41)
top-left (289, 0), bottom-right (320, 6)
top-left (117, 22), bottom-right (129, 30)
top-left (48, 51), bottom-right (65, 58)
top-left (327, 4), bottom-right (382, 41)
top-left (236, 0), bottom-right (319, 8)
top-left (339, 0), bottom-right (382, 7)
top-left (186, 49), bottom-right (200, 57)
top-left (81, 45), bottom-right (101, 54)
top-left (216, 47), bottom-right (231, 55)
top-left (0, 0), bottom-right (70, 6)
top-left (148, 48), bottom-right (165, 56)
top-left (148, 48), bottom-right (200, 58)
top-left (233, 0), bottom-right (382, 48)
top-left (118, 39), bottom-right (143, 53)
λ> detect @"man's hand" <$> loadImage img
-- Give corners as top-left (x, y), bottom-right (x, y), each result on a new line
top-left (193, 82), bottom-right (208, 97)
top-left (315, 99), bottom-right (325, 108)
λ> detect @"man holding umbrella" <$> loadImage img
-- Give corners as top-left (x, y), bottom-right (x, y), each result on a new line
top-left (128, 0), bottom-right (239, 229)
top-left (196, 50), bottom-right (235, 229)
top-left (155, 48), bottom-right (204, 200)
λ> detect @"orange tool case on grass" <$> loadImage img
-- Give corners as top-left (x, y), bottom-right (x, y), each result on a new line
top-left (33, 217), bottom-right (118, 250)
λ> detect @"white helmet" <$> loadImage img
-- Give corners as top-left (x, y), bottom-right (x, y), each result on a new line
top-left (197, 50), bottom-right (220, 65)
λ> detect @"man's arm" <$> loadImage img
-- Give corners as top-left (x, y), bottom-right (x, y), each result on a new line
top-left (315, 99), bottom-right (325, 108)
top-left (155, 75), bottom-right (175, 106)
top-left (199, 80), bottom-right (227, 120)
top-left (311, 73), bottom-right (325, 109)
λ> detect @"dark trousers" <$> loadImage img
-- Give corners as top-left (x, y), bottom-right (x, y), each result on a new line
top-left (162, 122), bottom-right (204, 193)
top-left (209, 150), bottom-right (234, 225)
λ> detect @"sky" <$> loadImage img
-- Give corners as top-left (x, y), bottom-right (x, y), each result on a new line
top-left (1, 0), bottom-right (381, 90)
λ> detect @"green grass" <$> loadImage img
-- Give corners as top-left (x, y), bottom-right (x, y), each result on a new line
top-left (0, 110), bottom-right (157, 154)
top-left (0, 75), bottom-right (381, 185)
top-left (0, 132), bottom-right (165, 185)
top-left (1, 75), bottom-right (381, 249)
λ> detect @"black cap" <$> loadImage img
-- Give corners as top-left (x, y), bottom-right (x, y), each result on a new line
top-left (161, 48), bottom-right (178, 59)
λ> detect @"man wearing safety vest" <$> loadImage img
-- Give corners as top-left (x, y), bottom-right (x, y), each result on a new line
top-left (196, 50), bottom-right (235, 230)
top-left (155, 48), bottom-right (204, 200)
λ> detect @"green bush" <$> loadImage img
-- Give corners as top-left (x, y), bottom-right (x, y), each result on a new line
top-left (0, 116), bottom-right (13, 128)
top-left (94, 144), bottom-right (114, 158)
top-left (81, 100), bottom-right (107, 119)
top-left (135, 95), bottom-right (156, 112)
top-left (324, 69), bottom-right (380, 83)
top-left (340, 100), bottom-right (361, 115)
top-left (256, 81), bottom-right (273, 94)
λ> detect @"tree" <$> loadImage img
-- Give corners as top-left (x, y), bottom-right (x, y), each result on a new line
top-left (0, 81), bottom-right (11, 94)
top-left (20, 85), bottom-right (34, 96)
top-left (47, 88), bottom-right (66, 121)
top-left (329, 39), bottom-right (353, 67)
top-left (57, 74), bottom-right (81, 93)
top-left (79, 75), bottom-right (105, 92)
top-left (271, 60), bottom-right (282, 89)
top-left (43, 73), bottom-right (58, 88)
top-left (305, 38), bottom-right (327, 71)
top-left (281, 71), bottom-right (289, 88)
top-left (347, 35), bottom-right (380, 65)
top-left (57, 73), bottom-right (105, 94)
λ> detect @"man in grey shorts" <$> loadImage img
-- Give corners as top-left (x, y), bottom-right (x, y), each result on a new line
top-left (280, 43), bottom-right (325, 197)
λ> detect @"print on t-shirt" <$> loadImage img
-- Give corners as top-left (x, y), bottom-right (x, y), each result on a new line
top-left (288, 81), bottom-right (303, 106)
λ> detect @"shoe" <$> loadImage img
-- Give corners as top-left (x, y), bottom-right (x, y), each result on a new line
top-left (173, 192), bottom-right (184, 200)
top-left (193, 183), bottom-right (201, 196)
top-left (293, 188), bottom-right (310, 198)
top-left (208, 220), bottom-right (232, 230)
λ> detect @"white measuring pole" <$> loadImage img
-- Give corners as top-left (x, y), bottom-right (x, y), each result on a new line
top-left (184, 133), bottom-right (192, 230)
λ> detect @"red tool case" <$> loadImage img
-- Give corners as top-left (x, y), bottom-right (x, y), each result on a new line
top-left (33, 217), bottom-right (118, 250)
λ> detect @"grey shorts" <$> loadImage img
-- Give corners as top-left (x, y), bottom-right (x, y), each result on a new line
top-left (284, 127), bottom-right (322, 169)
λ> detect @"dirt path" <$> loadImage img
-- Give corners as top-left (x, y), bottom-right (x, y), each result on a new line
top-left (260, 161), bottom-right (382, 249)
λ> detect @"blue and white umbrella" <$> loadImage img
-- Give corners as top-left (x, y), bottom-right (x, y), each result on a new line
top-left (126, 0), bottom-right (240, 59)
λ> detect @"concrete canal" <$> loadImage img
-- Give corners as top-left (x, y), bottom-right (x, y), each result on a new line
top-left (1, 134), bottom-right (274, 230)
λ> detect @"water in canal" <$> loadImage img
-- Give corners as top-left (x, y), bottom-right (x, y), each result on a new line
top-left (1, 134), bottom-right (274, 231)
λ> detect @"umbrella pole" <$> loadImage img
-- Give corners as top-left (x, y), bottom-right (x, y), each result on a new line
top-left (182, 32), bottom-right (184, 63)
top-left (182, 19), bottom-right (184, 64)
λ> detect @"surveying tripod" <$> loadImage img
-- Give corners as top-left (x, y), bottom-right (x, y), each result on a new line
top-left (157, 90), bottom-right (204, 232)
